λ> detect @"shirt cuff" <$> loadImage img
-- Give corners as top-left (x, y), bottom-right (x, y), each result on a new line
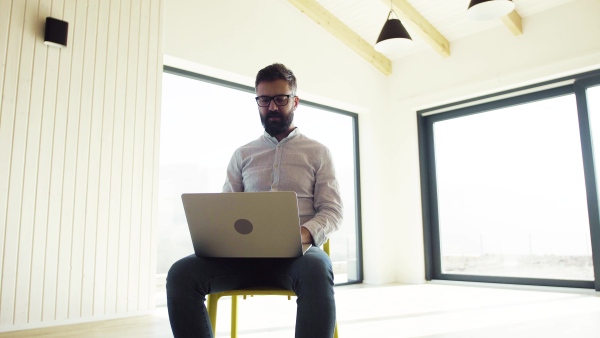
top-left (302, 222), bottom-right (326, 247)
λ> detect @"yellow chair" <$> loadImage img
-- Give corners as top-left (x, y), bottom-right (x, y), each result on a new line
top-left (206, 239), bottom-right (339, 338)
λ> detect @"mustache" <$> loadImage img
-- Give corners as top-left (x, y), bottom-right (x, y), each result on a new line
top-left (266, 111), bottom-right (283, 118)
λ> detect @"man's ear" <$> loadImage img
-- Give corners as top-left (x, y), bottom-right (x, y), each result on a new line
top-left (293, 95), bottom-right (300, 109)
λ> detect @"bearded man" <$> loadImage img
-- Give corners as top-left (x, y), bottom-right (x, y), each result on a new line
top-left (166, 63), bottom-right (343, 338)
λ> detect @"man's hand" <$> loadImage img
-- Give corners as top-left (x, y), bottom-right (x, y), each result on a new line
top-left (300, 226), bottom-right (313, 245)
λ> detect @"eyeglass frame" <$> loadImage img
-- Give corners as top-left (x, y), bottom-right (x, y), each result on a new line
top-left (255, 94), bottom-right (295, 107)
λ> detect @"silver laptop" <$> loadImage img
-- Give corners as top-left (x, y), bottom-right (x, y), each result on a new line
top-left (181, 191), bottom-right (311, 258)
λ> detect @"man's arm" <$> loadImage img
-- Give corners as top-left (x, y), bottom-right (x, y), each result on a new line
top-left (223, 150), bottom-right (244, 192)
top-left (301, 147), bottom-right (343, 247)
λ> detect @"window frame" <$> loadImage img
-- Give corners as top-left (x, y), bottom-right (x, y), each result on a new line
top-left (161, 65), bottom-right (364, 285)
top-left (418, 69), bottom-right (600, 290)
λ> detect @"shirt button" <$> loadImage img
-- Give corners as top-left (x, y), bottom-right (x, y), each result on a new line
top-left (274, 164), bottom-right (279, 168)
top-left (271, 184), bottom-right (276, 189)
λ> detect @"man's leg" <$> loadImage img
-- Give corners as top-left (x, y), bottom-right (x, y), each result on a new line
top-left (166, 254), bottom-right (261, 338)
top-left (268, 247), bottom-right (336, 338)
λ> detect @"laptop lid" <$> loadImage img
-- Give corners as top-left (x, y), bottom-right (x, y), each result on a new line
top-left (181, 191), bottom-right (310, 258)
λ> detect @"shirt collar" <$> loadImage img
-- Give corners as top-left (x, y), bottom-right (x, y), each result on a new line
top-left (263, 128), bottom-right (300, 144)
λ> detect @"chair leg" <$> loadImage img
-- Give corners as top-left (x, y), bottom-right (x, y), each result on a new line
top-left (207, 294), bottom-right (219, 334)
top-left (231, 295), bottom-right (238, 338)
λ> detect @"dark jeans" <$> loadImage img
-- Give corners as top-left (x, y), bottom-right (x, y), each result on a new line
top-left (166, 246), bottom-right (336, 338)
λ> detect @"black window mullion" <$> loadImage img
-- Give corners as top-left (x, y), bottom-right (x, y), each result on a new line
top-left (419, 113), bottom-right (443, 280)
top-left (574, 76), bottom-right (600, 291)
top-left (418, 114), bottom-right (434, 280)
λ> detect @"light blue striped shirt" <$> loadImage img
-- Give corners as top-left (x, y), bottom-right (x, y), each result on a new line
top-left (222, 128), bottom-right (343, 247)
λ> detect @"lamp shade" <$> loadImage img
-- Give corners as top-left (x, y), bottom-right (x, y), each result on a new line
top-left (374, 17), bottom-right (413, 56)
top-left (44, 17), bottom-right (68, 48)
top-left (467, 0), bottom-right (515, 20)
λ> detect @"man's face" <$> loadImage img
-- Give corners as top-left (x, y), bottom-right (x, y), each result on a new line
top-left (256, 79), bottom-right (298, 137)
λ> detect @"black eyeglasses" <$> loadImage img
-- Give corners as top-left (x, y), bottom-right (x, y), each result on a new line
top-left (255, 94), bottom-right (294, 107)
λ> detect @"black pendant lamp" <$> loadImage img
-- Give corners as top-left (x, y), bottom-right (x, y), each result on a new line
top-left (374, 2), bottom-right (412, 56)
top-left (467, 0), bottom-right (515, 20)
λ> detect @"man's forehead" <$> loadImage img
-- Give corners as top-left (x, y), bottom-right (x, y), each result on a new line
top-left (256, 79), bottom-right (291, 94)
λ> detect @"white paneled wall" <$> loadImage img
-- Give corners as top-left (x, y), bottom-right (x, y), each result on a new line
top-left (0, 0), bottom-right (163, 331)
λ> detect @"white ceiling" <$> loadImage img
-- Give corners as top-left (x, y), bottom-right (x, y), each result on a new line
top-left (314, 0), bottom-right (579, 59)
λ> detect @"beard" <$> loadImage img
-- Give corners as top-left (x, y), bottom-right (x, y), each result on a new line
top-left (260, 110), bottom-right (294, 137)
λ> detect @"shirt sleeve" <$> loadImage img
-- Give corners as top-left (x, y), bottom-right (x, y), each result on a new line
top-left (222, 149), bottom-right (244, 193)
top-left (301, 147), bottom-right (344, 247)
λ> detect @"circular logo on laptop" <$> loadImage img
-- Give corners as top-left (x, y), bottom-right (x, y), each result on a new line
top-left (234, 219), bottom-right (253, 234)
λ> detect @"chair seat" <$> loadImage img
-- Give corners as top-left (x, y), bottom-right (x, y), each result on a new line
top-left (211, 288), bottom-right (295, 298)
top-left (208, 286), bottom-right (296, 302)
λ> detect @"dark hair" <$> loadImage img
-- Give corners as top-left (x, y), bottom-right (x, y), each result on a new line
top-left (255, 63), bottom-right (297, 95)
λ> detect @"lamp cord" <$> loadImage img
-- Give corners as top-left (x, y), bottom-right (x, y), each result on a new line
top-left (387, 0), bottom-right (399, 20)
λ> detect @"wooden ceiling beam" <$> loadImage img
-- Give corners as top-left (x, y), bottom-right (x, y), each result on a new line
top-left (384, 0), bottom-right (450, 58)
top-left (501, 10), bottom-right (523, 36)
top-left (287, 0), bottom-right (392, 76)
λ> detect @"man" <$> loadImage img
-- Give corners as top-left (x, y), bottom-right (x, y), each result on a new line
top-left (167, 63), bottom-right (343, 338)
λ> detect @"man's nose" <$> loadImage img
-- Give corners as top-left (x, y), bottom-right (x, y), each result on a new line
top-left (268, 99), bottom-right (279, 110)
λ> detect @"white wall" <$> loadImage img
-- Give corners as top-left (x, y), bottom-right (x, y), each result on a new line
top-left (388, 0), bottom-right (600, 283)
top-left (0, 0), bottom-right (163, 331)
top-left (163, 0), bottom-right (394, 284)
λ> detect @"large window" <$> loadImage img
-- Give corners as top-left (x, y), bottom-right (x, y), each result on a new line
top-left (158, 67), bottom-right (362, 289)
top-left (419, 72), bottom-right (600, 290)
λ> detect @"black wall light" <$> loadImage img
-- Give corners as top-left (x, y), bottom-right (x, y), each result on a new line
top-left (44, 17), bottom-right (68, 48)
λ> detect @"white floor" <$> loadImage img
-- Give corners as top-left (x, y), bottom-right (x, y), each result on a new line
top-left (153, 282), bottom-right (600, 338)
top-left (5, 282), bottom-right (600, 337)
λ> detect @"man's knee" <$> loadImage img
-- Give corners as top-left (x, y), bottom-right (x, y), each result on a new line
top-left (167, 255), bottom-right (198, 292)
top-left (300, 249), bottom-right (334, 280)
